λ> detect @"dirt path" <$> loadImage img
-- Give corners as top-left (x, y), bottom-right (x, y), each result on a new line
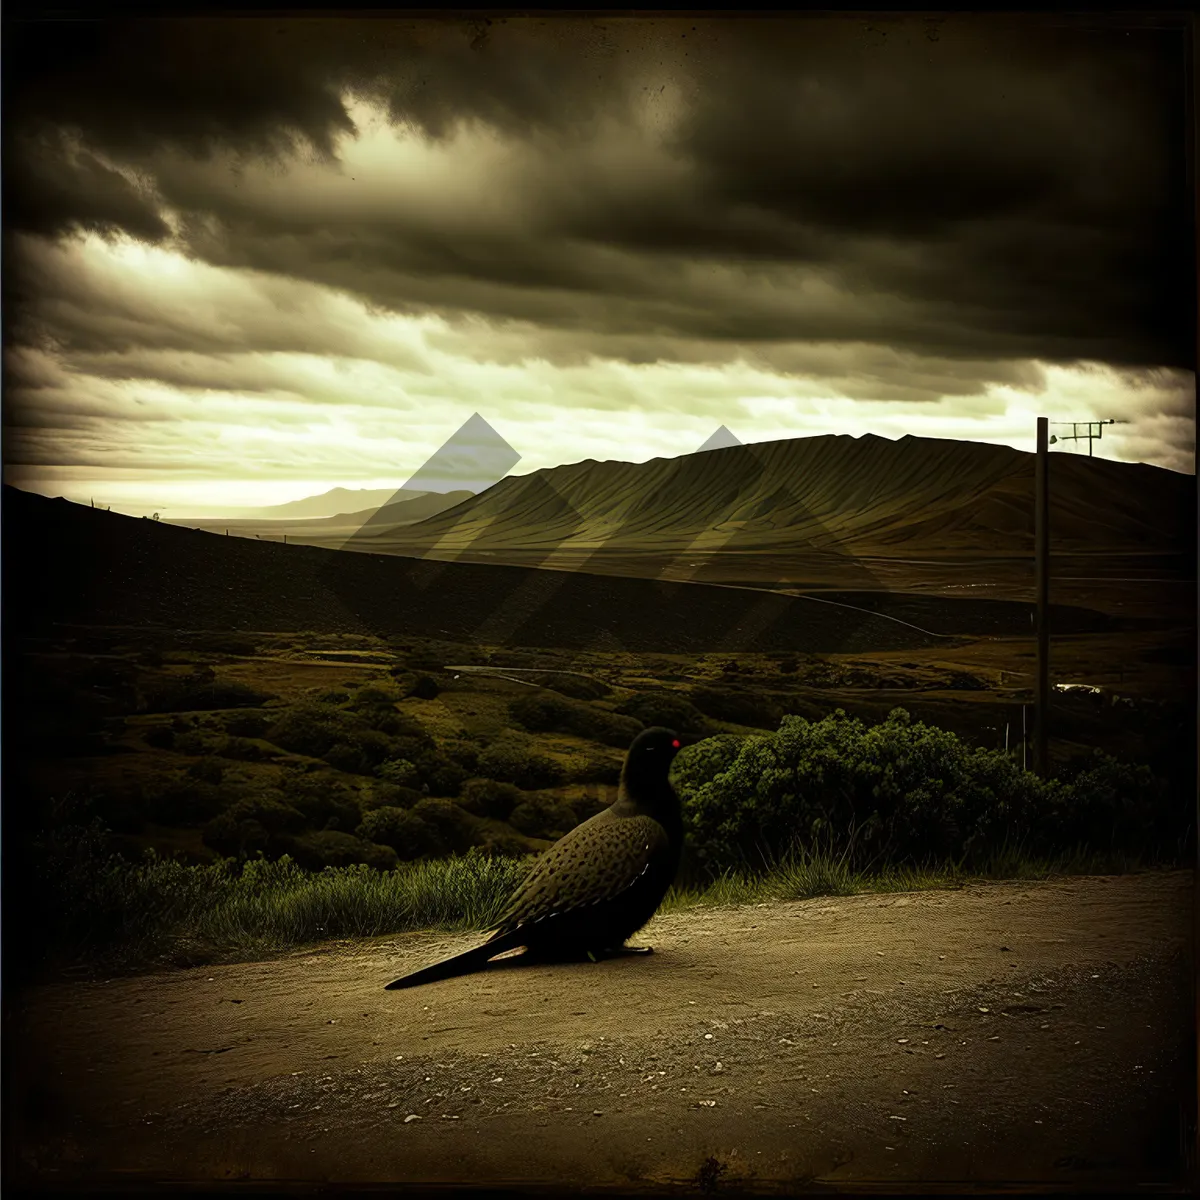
top-left (7, 872), bottom-right (1194, 1191)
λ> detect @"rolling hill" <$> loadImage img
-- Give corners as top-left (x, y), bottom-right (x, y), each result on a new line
top-left (1, 485), bottom-right (1132, 653)
top-left (356, 433), bottom-right (1194, 560)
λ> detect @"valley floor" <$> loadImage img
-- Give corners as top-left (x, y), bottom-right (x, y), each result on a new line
top-left (7, 871), bottom-right (1194, 1193)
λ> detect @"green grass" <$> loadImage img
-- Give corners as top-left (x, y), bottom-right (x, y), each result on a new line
top-left (25, 827), bottom-right (1178, 983)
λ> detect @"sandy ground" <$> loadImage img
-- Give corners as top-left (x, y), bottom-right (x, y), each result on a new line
top-left (6, 871), bottom-right (1195, 1192)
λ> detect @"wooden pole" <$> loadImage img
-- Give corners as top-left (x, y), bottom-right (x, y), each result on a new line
top-left (1035, 416), bottom-right (1050, 776)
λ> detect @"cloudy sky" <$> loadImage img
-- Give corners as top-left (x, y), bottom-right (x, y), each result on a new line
top-left (3, 14), bottom-right (1194, 517)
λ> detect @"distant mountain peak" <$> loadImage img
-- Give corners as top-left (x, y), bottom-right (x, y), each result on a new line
top-left (696, 425), bottom-right (743, 454)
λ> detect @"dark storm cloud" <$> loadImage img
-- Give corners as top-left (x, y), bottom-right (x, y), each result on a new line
top-left (4, 15), bottom-right (1192, 371)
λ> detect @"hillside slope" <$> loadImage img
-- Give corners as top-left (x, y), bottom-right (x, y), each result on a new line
top-left (366, 433), bottom-right (1193, 558)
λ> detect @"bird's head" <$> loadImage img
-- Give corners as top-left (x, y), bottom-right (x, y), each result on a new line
top-left (621, 726), bottom-right (683, 799)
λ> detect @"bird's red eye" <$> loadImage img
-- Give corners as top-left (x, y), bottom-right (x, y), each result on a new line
top-left (672, 739), bottom-right (681, 748)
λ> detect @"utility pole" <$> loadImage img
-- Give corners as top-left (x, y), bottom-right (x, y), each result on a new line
top-left (1035, 417), bottom-right (1050, 776)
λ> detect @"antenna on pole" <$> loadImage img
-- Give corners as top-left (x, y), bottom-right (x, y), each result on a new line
top-left (1048, 418), bottom-right (1119, 457)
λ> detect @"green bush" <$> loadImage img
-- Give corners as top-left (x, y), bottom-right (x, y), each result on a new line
top-left (360, 781), bottom-right (424, 812)
top-left (203, 812), bottom-right (270, 859)
top-left (324, 729), bottom-right (397, 775)
top-left (412, 798), bottom-right (477, 854)
top-left (143, 724), bottom-right (176, 750)
top-left (410, 675), bottom-right (440, 700)
top-left (566, 788), bottom-right (609, 824)
top-left (508, 692), bottom-right (643, 749)
top-left (174, 728), bottom-right (220, 756)
top-left (458, 777), bottom-right (524, 821)
top-left (678, 708), bottom-right (1175, 874)
top-left (477, 737), bottom-right (565, 790)
top-left (288, 830), bottom-right (399, 872)
top-left (670, 733), bottom-right (749, 808)
top-left (217, 735), bottom-right (266, 761)
top-left (222, 710), bottom-right (274, 739)
top-left (687, 685), bottom-right (784, 730)
top-left (88, 784), bottom-right (150, 835)
top-left (145, 672), bottom-right (274, 714)
top-left (281, 770), bottom-right (364, 832)
top-left (576, 752), bottom-right (623, 785)
top-left (472, 830), bottom-right (533, 858)
top-left (1050, 751), bottom-right (1179, 855)
top-left (186, 757), bottom-right (225, 785)
top-left (443, 738), bottom-right (481, 774)
top-left (414, 753), bottom-right (468, 797)
top-left (264, 703), bottom-right (368, 759)
top-left (147, 776), bottom-right (228, 826)
top-left (615, 691), bottom-right (714, 739)
top-left (529, 673), bottom-right (611, 701)
top-left (377, 757), bottom-right (421, 787)
top-left (508, 792), bottom-right (579, 840)
top-left (356, 806), bottom-right (443, 860)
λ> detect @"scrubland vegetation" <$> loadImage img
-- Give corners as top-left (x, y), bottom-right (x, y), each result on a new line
top-left (8, 628), bottom-right (1191, 980)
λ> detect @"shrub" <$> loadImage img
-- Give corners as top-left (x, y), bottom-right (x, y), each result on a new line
top-left (681, 709), bottom-right (1071, 873)
top-left (508, 693), bottom-right (642, 749)
top-left (282, 770), bottom-right (364, 832)
top-left (458, 777), bottom-right (524, 821)
top-left (566, 788), bottom-right (608, 824)
top-left (174, 729), bottom-right (220, 756)
top-left (414, 754), bottom-right (469, 797)
top-left (1053, 751), bottom-right (1180, 856)
top-left (670, 733), bottom-right (749, 808)
top-left (472, 830), bottom-right (533, 858)
top-left (147, 777), bottom-right (227, 826)
top-left (360, 782), bottom-right (424, 812)
top-left (687, 685), bottom-right (784, 730)
top-left (477, 737), bottom-right (565, 790)
top-left (217, 736), bottom-right (266, 761)
top-left (288, 830), bottom-right (399, 872)
top-left (508, 793), bottom-right (579, 840)
top-left (264, 703), bottom-right (366, 760)
top-left (615, 691), bottom-right (713, 739)
top-left (443, 738), bottom-right (481, 774)
top-left (410, 675), bottom-right (440, 700)
top-left (144, 724), bottom-right (176, 750)
top-left (377, 758), bottom-right (421, 788)
top-left (222, 710), bottom-right (273, 739)
top-left (323, 730), bottom-right (397, 775)
top-left (145, 673), bottom-right (275, 714)
top-left (576, 752), bottom-right (623, 785)
top-left (202, 812), bottom-right (270, 859)
top-left (353, 685), bottom-right (401, 708)
top-left (186, 758), bottom-right (225, 785)
top-left (356, 806), bottom-right (443, 860)
top-left (89, 784), bottom-right (150, 835)
top-left (530, 673), bottom-right (611, 701)
top-left (412, 798), bottom-right (477, 852)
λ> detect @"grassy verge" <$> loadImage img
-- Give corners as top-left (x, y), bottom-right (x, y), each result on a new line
top-left (23, 829), bottom-right (1180, 983)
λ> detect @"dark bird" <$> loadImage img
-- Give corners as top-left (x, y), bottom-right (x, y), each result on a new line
top-left (385, 726), bottom-right (684, 990)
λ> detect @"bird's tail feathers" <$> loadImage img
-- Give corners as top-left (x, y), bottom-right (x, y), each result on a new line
top-left (384, 929), bottom-right (520, 991)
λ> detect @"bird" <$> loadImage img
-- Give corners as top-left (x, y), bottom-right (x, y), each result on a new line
top-left (384, 726), bottom-right (684, 990)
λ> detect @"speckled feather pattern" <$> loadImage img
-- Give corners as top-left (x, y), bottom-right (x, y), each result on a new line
top-left (493, 810), bottom-right (669, 934)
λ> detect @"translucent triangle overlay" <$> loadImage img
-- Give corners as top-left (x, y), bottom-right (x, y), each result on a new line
top-left (336, 413), bottom-right (521, 553)
top-left (696, 425), bottom-right (743, 454)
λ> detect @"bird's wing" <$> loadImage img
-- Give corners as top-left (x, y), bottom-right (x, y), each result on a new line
top-left (494, 813), bottom-right (669, 933)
